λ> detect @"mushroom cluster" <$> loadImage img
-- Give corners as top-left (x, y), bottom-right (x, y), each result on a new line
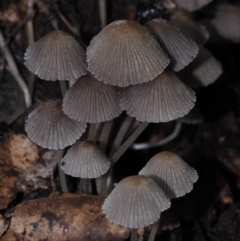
top-left (103, 151), bottom-right (198, 239)
top-left (23, 10), bottom-right (220, 240)
top-left (24, 18), bottom-right (200, 174)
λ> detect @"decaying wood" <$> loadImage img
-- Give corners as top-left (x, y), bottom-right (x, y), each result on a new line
top-left (2, 192), bottom-right (130, 241)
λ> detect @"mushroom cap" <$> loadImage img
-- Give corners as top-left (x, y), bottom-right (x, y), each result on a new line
top-left (178, 46), bottom-right (222, 88)
top-left (174, 0), bottom-right (213, 11)
top-left (24, 31), bottom-right (87, 81)
top-left (139, 151), bottom-right (198, 199)
top-left (211, 4), bottom-right (240, 43)
top-left (25, 99), bottom-right (86, 150)
top-left (120, 70), bottom-right (196, 123)
top-left (61, 140), bottom-right (110, 178)
top-left (102, 175), bottom-right (171, 228)
top-left (62, 74), bottom-right (122, 123)
top-left (171, 10), bottom-right (209, 45)
top-left (145, 18), bottom-right (199, 72)
top-left (87, 20), bottom-right (170, 87)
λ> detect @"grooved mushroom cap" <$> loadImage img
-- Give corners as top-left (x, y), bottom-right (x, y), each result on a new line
top-left (25, 99), bottom-right (86, 150)
top-left (24, 31), bottom-right (87, 81)
top-left (102, 175), bottom-right (171, 228)
top-left (178, 46), bottom-right (222, 88)
top-left (211, 4), bottom-right (240, 43)
top-left (120, 70), bottom-right (196, 123)
top-left (174, 0), bottom-right (213, 11)
top-left (87, 20), bottom-right (170, 87)
top-left (145, 18), bottom-right (198, 72)
top-left (139, 151), bottom-right (198, 199)
top-left (62, 74), bottom-right (122, 123)
top-left (61, 141), bottom-right (110, 178)
top-left (171, 11), bottom-right (209, 45)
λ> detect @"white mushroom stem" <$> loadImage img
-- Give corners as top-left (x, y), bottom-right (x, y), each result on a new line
top-left (109, 116), bottom-right (134, 156)
top-left (111, 122), bottom-right (149, 164)
top-left (148, 220), bottom-right (160, 241)
top-left (132, 121), bottom-right (182, 150)
top-left (99, 120), bottom-right (113, 153)
top-left (57, 150), bottom-right (68, 193)
top-left (99, 0), bottom-right (107, 28)
top-left (130, 229), bottom-right (138, 241)
top-left (0, 31), bottom-right (31, 108)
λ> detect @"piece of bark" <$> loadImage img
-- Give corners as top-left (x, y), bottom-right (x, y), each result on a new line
top-left (0, 162), bottom-right (19, 210)
top-left (2, 192), bottom-right (130, 241)
top-left (0, 131), bottom-right (39, 209)
top-left (0, 131), bottom-right (39, 172)
top-left (0, 213), bottom-right (9, 237)
top-left (16, 150), bottom-right (58, 193)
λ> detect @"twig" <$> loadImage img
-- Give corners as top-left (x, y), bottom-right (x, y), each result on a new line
top-left (0, 31), bottom-right (31, 108)
top-left (26, 19), bottom-right (35, 96)
top-left (50, 0), bottom-right (80, 36)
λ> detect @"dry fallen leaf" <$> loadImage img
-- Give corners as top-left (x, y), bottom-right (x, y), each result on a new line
top-left (2, 192), bottom-right (130, 241)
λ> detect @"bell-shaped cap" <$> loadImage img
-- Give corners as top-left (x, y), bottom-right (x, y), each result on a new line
top-left (120, 70), bottom-right (196, 123)
top-left (171, 10), bottom-right (209, 45)
top-left (24, 31), bottom-right (87, 81)
top-left (102, 175), bottom-right (171, 228)
top-left (25, 99), bottom-right (86, 149)
top-left (61, 141), bottom-right (110, 178)
top-left (139, 151), bottom-right (198, 199)
top-left (211, 4), bottom-right (240, 43)
top-left (145, 18), bottom-right (198, 71)
top-left (178, 46), bottom-right (222, 88)
top-left (63, 74), bottom-right (122, 123)
top-left (87, 20), bottom-right (170, 87)
top-left (174, 0), bottom-right (213, 11)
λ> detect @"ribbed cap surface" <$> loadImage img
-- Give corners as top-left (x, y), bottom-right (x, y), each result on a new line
top-left (178, 46), bottom-right (222, 88)
top-left (87, 20), bottom-right (170, 87)
top-left (24, 31), bottom-right (87, 81)
top-left (211, 4), bottom-right (240, 43)
top-left (120, 70), bottom-right (196, 123)
top-left (63, 74), bottom-right (122, 123)
top-left (174, 0), bottom-right (213, 11)
top-left (139, 151), bottom-right (198, 199)
top-left (25, 99), bottom-right (86, 149)
top-left (171, 11), bottom-right (209, 45)
top-left (145, 18), bottom-right (198, 71)
top-left (102, 175), bottom-right (171, 228)
top-left (61, 141), bottom-right (110, 178)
